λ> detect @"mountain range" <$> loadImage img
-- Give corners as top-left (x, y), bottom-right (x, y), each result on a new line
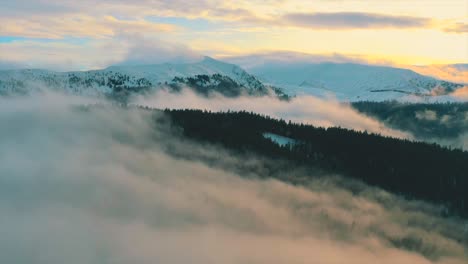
top-left (0, 56), bottom-right (465, 102)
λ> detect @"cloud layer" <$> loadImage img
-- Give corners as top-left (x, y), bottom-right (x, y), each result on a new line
top-left (0, 0), bottom-right (466, 71)
top-left (134, 89), bottom-right (411, 139)
top-left (0, 93), bottom-right (466, 263)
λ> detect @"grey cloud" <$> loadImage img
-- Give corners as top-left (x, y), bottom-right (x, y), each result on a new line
top-left (0, 0), bottom-right (77, 16)
top-left (282, 12), bottom-right (431, 29)
top-left (0, 0), bottom-right (235, 18)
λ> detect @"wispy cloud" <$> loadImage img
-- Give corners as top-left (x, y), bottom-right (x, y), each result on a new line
top-left (0, 15), bottom-right (178, 39)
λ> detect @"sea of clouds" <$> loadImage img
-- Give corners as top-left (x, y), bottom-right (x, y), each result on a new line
top-left (0, 93), bottom-right (466, 264)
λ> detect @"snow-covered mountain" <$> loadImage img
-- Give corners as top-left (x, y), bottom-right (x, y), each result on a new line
top-left (245, 62), bottom-right (464, 101)
top-left (0, 57), bottom-right (275, 100)
top-left (1, 56), bottom-right (465, 102)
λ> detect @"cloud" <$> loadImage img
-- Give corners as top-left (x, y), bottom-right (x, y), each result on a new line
top-left (0, 39), bottom-right (123, 71)
top-left (282, 12), bottom-right (431, 29)
top-left (0, 0), bottom-right (253, 22)
top-left (0, 1), bottom-right (444, 41)
top-left (0, 1), bottom-right (463, 70)
top-left (406, 65), bottom-right (468, 84)
top-left (415, 110), bottom-right (438, 121)
top-left (431, 133), bottom-right (468, 151)
top-left (115, 33), bottom-right (203, 66)
top-left (134, 89), bottom-right (411, 139)
top-left (0, 15), bottom-right (178, 39)
top-left (0, 93), bottom-right (466, 264)
top-left (0, 0), bottom-right (77, 16)
top-left (450, 86), bottom-right (468, 100)
top-left (0, 33), bottom-right (201, 71)
top-left (444, 23), bottom-right (468, 34)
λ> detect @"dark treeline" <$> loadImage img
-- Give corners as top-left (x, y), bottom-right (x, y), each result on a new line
top-left (169, 74), bottom-right (289, 99)
top-left (352, 101), bottom-right (468, 140)
top-left (157, 109), bottom-right (468, 217)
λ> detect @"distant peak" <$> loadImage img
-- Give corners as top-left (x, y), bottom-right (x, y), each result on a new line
top-left (201, 56), bottom-right (222, 64)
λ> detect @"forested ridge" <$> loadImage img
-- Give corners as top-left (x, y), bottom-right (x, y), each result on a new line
top-left (352, 101), bottom-right (468, 140)
top-left (155, 109), bottom-right (468, 217)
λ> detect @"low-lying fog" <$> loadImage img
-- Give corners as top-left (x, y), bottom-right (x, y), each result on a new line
top-left (135, 89), bottom-right (411, 139)
top-left (0, 93), bottom-right (466, 264)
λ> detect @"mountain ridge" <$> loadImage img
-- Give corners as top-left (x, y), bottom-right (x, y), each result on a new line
top-left (0, 57), bottom-right (279, 100)
top-left (0, 56), bottom-right (465, 102)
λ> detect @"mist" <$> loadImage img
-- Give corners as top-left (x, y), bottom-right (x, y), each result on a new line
top-left (0, 93), bottom-right (466, 264)
top-left (451, 86), bottom-right (468, 100)
top-left (134, 89), bottom-right (411, 139)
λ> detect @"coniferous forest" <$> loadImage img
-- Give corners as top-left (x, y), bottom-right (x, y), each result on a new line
top-left (352, 101), bottom-right (468, 141)
top-left (154, 108), bottom-right (468, 217)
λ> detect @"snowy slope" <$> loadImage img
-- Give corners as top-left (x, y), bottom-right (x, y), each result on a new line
top-left (0, 57), bottom-right (268, 98)
top-left (105, 57), bottom-right (266, 90)
top-left (245, 62), bottom-right (464, 101)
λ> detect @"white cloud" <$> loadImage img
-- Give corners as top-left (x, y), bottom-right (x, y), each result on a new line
top-left (115, 33), bottom-right (203, 66)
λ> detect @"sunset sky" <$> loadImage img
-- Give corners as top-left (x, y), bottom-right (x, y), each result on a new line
top-left (1, 0), bottom-right (467, 70)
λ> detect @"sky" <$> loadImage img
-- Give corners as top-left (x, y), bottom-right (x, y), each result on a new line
top-left (0, 0), bottom-right (467, 70)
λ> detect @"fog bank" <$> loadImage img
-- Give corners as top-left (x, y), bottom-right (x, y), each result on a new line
top-left (0, 94), bottom-right (466, 264)
top-left (135, 89), bottom-right (411, 139)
